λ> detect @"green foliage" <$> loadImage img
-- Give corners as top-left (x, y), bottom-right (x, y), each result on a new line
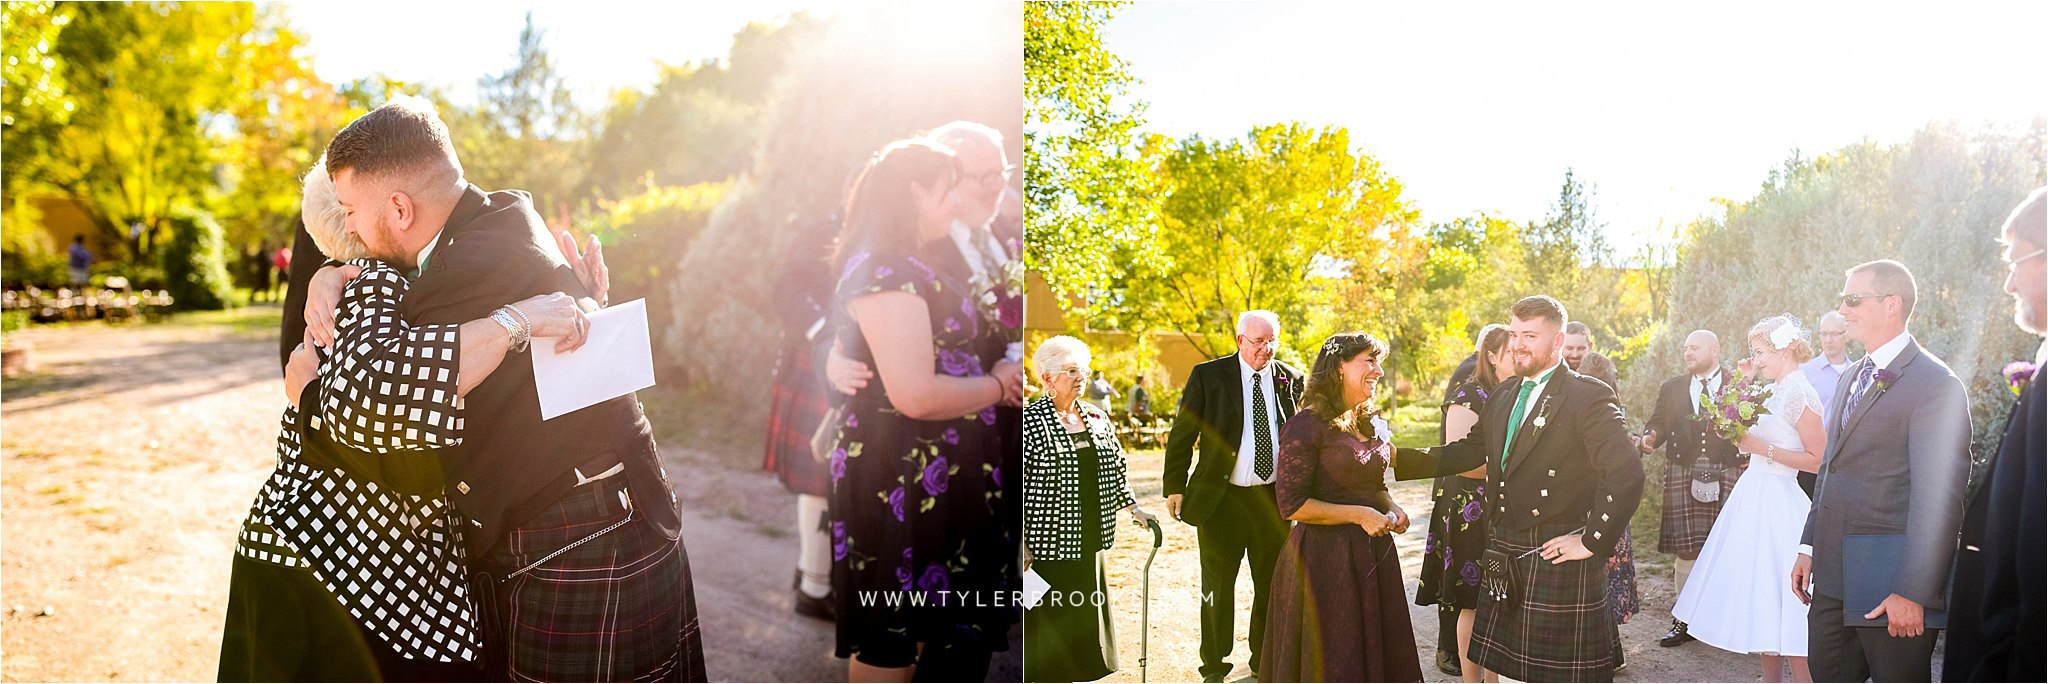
top-left (1628, 120), bottom-right (2045, 455)
top-left (158, 208), bottom-right (235, 311)
top-left (454, 13), bottom-right (590, 223)
top-left (573, 181), bottom-right (730, 374)
top-left (1025, 1), bottom-right (1159, 299)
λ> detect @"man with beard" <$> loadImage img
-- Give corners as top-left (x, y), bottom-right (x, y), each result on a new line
top-left (305, 98), bottom-right (706, 681)
top-left (1396, 295), bottom-right (1644, 682)
top-left (1563, 321), bottom-right (1620, 392)
top-left (1637, 329), bottom-right (1743, 647)
top-left (1944, 185), bottom-right (2046, 682)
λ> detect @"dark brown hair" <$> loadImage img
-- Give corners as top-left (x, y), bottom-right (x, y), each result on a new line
top-left (324, 96), bottom-right (462, 185)
top-left (1846, 259), bottom-right (1919, 322)
top-left (833, 138), bottom-right (958, 271)
top-left (1510, 295), bottom-right (1568, 328)
top-left (1299, 332), bottom-right (1390, 434)
top-left (1474, 323), bottom-right (1511, 389)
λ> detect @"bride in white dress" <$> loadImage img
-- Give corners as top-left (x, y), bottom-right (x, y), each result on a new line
top-left (1672, 315), bottom-right (1829, 683)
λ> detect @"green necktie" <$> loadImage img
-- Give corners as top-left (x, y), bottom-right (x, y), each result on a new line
top-left (1501, 379), bottom-right (1536, 468)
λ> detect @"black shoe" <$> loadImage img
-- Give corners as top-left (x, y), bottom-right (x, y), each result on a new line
top-left (794, 588), bottom-right (835, 621)
top-left (1436, 649), bottom-right (1463, 676)
top-left (1658, 619), bottom-right (1695, 647)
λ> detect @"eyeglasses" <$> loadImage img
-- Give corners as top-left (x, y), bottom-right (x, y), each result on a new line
top-left (1838, 292), bottom-right (1895, 308)
top-left (965, 164), bottom-right (1018, 188)
top-left (1817, 330), bottom-right (1846, 337)
top-left (1054, 367), bottom-right (1088, 379)
top-left (2007, 247), bottom-right (2046, 269)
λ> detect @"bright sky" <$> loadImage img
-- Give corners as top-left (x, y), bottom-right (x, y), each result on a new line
top-left (1106, 1), bottom-right (2048, 255)
top-left (284, 1), bottom-right (838, 107)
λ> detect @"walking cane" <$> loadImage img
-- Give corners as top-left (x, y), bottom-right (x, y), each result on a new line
top-left (1140, 518), bottom-right (1163, 683)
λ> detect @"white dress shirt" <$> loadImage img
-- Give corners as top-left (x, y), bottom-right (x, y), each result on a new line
top-left (1689, 368), bottom-right (1725, 415)
top-left (1230, 355), bottom-right (1285, 486)
top-left (948, 220), bottom-right (1009, 279)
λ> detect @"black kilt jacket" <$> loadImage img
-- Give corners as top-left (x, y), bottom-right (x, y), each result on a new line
top-left (1396, 364), bottom-right (1645, 557)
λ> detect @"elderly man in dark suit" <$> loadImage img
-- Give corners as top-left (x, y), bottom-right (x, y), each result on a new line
top-left (1945, 186), bottom-right (2046, 682)
top-left (1162, 309), bottom-right (1305, 682)
top-left (1397, 295), bottom-right (1645, 682)
top-left (1791, 259), bottom-right (1971, 683)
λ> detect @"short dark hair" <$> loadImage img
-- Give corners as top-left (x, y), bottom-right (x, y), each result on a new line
top-left (324, 96), bottom-right (462, 185)
top-left (1510, 295), bottom-right (1567, 328)
top-left (1846, 259), bottom-right (1918, 322)
top-left (1564, 321), bottom-right (1593, 338)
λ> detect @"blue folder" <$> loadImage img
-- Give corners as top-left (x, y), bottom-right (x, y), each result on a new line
top-left (1842, 534), bottom-right (1948, 629)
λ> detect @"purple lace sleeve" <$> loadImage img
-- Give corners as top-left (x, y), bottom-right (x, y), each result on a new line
top-left (1274, 412), bottom-right (1323, 519)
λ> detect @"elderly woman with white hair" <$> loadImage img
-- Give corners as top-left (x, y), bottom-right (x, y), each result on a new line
top-left (1022, 335), bottom-right (1157, 682)
top-left (218, 157), bottom-right (600, 682)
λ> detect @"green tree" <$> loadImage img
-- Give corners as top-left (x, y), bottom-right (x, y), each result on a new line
top-left (459, 12), bottom-right (589, 221)
top-left (1024, 1), bottom-right (1158, 300)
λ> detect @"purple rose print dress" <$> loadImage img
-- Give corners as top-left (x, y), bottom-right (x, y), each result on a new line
top-left (1417, 379), bottom-right (1491, 611)
top-left (824, 248), bottom-right (1014, 667)
top-left (1261, 409), bottom-right (1422, 682)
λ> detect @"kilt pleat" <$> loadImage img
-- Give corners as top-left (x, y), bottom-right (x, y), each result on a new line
top-left (1468, 524), bottom-right (1616, 682)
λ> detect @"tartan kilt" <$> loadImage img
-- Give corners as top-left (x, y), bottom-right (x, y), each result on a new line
top-left (487, 478), bottom-right (708, 682)
top-left (763, 341), bottom-right (832, 497)
top-left (1656, 458), bottom-right (1742, 556)
top-left (1469, 524), bottom-right (1616, 682)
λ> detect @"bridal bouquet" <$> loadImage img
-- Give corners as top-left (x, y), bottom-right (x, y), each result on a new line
top-left (1696, 368), bottom-right (1772, 442)
top-left (971, 239), bottom-right (1025, 363)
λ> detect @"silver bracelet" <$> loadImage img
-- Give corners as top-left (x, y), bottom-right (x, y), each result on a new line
top-left (491, 308), bottom-right (530, 352)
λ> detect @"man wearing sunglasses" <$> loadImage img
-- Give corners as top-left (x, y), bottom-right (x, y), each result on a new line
top-left (1944, 185), bottom-right (2046, 683)
top-left (1793, 259), bottom-right (1971, 682)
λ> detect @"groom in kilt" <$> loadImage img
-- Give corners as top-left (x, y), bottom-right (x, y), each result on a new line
top-left (1398, 295), bottom-right (1645, 681)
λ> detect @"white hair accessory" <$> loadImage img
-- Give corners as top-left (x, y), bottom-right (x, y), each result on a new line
top-left (1768, 317), bottom-right (1800, 350)
top-left (1322, 338), bottom-right (1345, 355)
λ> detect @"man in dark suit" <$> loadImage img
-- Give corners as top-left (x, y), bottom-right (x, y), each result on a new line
top-left (1162, 310), bottom-right (1304, 682)
top-left (1944, 186), bottom-right (2046, 682)
top-left (1396, 295), bottom-right (1644, 682)
top-left (1792, 259), bottom-right (1970, 683)
top-left (312, 98), bottom-right (706, 681)
top-left (1636, 329), bottom-right (1742, 647)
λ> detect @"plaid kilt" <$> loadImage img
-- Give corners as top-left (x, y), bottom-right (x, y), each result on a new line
top-left (763, 340), bottom-right (832, 497)
top-left (487, 478), bottom-right (708, 682)
top-left (1656, 457), bottom-right (1743, 557)
top-left (1469, 524), bottom-right (1617, 682)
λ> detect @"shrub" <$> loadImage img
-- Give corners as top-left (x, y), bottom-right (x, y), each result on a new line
top-left (157, 208), bottom-right (236, 311)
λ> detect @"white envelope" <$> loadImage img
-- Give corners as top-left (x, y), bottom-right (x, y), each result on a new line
top-left (531, 298), bottom-right (657, 420)
top-left (1021, 567), bottom-right (1052, 610)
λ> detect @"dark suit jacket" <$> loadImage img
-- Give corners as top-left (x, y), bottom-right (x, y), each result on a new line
top-left (1644, 371), bottom-right (1743, 468)
top-left (403, 185), bottom-right (681, 557)
top-left (1800, 338), bottom-right (1971, 607)
top-left (1396, 365), bottom-right (1644, 557)
top-left (1163, 354), bottom-right (1304, 526)
top-left (1944, 361), bottom-right (2044, 682)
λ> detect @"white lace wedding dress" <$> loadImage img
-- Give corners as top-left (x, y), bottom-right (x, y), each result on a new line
top-left (1671, 370), bottom-right (1821, 656)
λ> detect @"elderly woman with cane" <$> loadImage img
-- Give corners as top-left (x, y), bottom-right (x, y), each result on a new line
top-left (1022, 335), bottom-right (1159, 682)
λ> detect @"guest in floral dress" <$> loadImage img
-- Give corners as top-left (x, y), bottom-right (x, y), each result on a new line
top-left (1261, 332), bottom-right (1422, 682)
top-left (823, 137), bottom-right (1027, 682)
top-left (1416, 324), bottom-right (1510, 683)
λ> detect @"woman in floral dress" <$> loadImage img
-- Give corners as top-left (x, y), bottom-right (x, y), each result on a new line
top-left (824, 137), bottom-right (1027, 681)
top-left (1416, 324), bottom-right (1510, 683)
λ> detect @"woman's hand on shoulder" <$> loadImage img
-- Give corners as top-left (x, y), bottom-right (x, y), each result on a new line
top-left (303, 262), bottom-right (363, 348)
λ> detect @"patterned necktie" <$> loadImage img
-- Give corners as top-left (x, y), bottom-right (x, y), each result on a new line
top-left (1842, 361), bottom-right (1878, 420)
top-left (1502, 379), bottom-right (1536, 468)
top-left (1252, 372), bottom-right (1274, 480)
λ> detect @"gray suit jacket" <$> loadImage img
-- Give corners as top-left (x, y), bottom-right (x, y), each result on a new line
top-left (1801, 338), bottom-right (1972, 608)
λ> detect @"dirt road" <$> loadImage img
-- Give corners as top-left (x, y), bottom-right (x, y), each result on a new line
top-left (0, 311), bottom-right (1018, 682)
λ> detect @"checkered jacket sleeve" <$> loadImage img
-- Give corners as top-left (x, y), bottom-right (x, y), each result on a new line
top-left (1022, 398), bottom-right (1138, 562)
top-left (316, 259), bottom-right (465, 453)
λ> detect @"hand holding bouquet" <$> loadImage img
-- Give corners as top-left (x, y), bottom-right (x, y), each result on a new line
top-left (1696, 367), bottom-right (1772, 443)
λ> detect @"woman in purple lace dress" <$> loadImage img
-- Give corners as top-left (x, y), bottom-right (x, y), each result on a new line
top-left (1260, 332), bottom-right (1422, 682)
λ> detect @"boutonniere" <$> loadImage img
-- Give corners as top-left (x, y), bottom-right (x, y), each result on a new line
top-left (2003, 361), bottom-right (2037, 396)
top-left (1871, 368), bottom-right (1899, 397)
top-left (1529, 395), bottom-right (1554, 432)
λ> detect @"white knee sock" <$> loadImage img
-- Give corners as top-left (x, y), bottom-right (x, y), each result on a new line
top-left (797, 494), bottom-right (832, 598)
top-left (1674, 557), bottom-right (1696, 613)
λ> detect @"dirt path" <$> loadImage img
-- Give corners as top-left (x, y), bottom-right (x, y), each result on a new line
top-left (1090, 448), bottom-right (1819, 683)
top-left (0, 311), bottom-right (1019, 682)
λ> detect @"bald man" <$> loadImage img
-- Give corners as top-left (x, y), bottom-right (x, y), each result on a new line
top-left (1639, 330), bottom-right (1744, 646)
top-left (1797, 312), bottom-right (1857, 497)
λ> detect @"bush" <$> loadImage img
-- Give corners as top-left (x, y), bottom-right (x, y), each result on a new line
top-left (157, 207), bottom-right (236, 311)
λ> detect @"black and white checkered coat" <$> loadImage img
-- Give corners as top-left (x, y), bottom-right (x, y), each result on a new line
top-left (236, 260), bottom-right (479, 662)
top-left (1023, 397), bottom-right (1138, 561)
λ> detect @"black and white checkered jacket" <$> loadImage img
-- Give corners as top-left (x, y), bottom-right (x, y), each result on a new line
top-left (1023, 397), bottom-right (1138, 561)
